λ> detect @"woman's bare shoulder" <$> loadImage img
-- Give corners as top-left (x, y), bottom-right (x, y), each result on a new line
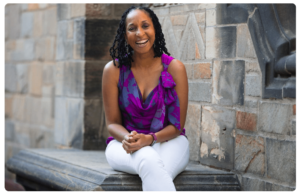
top-left (103, 60), bottom-right (120, 84)
top-left (167, 59), bottom-right (186, 79)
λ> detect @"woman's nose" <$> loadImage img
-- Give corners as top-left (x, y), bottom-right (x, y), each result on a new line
top-left (136, 27), bottom-right (144, 36)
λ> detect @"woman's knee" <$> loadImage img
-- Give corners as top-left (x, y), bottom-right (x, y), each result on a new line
top-left (134, 146), bottom-right (164, 172)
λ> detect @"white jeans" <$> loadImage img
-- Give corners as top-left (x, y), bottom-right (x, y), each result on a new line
top-left (105, 135), bottom-right (189, 191)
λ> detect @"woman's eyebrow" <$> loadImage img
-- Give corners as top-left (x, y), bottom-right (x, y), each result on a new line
top-left (128, 20), bottom-right (149, 26)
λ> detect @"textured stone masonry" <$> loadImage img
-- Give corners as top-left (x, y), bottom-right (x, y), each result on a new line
top-left (265, 138), bottom-right (295, 185)
top-left (184, 103), bottom-right (201, 161)
top-left (258, 102), bottom-right (292, 135)
top-left (200, 106), bottom-right (235, 170)
top-left (236, 111), bottom-right (257, 131)
top-left (235, 134), bottom-right (264, 175)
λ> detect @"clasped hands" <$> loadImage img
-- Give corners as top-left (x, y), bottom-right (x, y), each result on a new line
top-left (122, 131), bottom-right (152, 154)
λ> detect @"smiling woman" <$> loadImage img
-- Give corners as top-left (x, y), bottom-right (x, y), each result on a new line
top-left (102, 5), bottom-right (189, 191)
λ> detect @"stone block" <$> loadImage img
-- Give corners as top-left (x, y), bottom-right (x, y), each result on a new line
top-left (73, 18), bottom-right (85, 60)
top-left (5, 94), bottom-right (13, 118)
top-left (184, 63), bottom-right (193, 79)
top-left (187, 30), bottom-right (195, 60)
top-left (199, 26), bottom-right (205, 44)
top-left (55, 97), bottom-right (84, 149)
top-left (86, 4), bottom-right (112, 18)
top-left (57, 21), bottom-right (73, 60)
top-left (12, 95), bottom-right (26, 122)
top-left (42, 85), bottom-right (54, 97)
top-left (85, 19), bottom-right (120, 61)
top-left (70, 4), bottom-right (85, 18)
top-left (236, 111), bottom-right (257, 131)
top-left (266, 138), bottom-right (295, 185)
top-left (194, 62), bottom-right (211, 79)
top-left (242, 177), bottom-right (265, 191)
top-left (41, 97), bottom-right (54, 127)
top-left (35, 38), bottom-right (46, 61)
top-left (170, 15), bottom-right (188, 26)
top-left (43, 64), bottom-right (54, 84)
top-left (20, 12), bottom-right (33, 38)
top-left (6, 4), bottom-right (21, 40)
top-left (5, 120), bottom-right (15, 141)
top-left (235, 134), bottom-right (264, 175)
top-left (198, 4), bottom-right (217, 10)
top-left (83, 99), bottom-right (107, 150)
top-left (29, 63), bottom-right (43, 96)
top-left (265, 182), bottom-right (295, 191)
top-left (200, 106), bottom-right (235, 170)
top-left (245, 61), bottom-right (260, 73)
top-left (169, 4), bottom-right (189, 14)
top-left (33, 11), bottom-right (43, 37)
top-left (33, 129), bottom-right (55, 149)
top-left (291, 119), bottom-right (295, 135)
top-left (153, 7), bottom-right (170, 16)
top-left (57, 4), bottom-right (70, 21)
top-left (30, 96), bottom-right (43, 125)
top-left (14, 124), bottom-right (31, 148)
top-left (5, 64), bottom-right (17, 92)
top-left (245, 74), bottom-right (262, 97)
top-left (12, 39), bottom-right (35, 61)
top-left (85, 61), bottom-right (106, 98)
top-left (55, 62), bottom-right (64, 96)
top-left (212, 60), bottom-right (245, 106)
top-left (64, 61), bottom-right (85, 98)
top-left (195, 12), bottom-right (205, 25)
top-left (16, 63), bottom-right (28, 93)
top-left (206, 26), bottom-right (236, 59)
top-left (162, 17), bottom-right (181, 59)
top-left (43, 7), bottom-right (57, 36)
top-left (45, 37), bottom-right (56, 61)
top-left (114, 4), bottom-right (135, 17)
top-left (28, 4), bottom-right (39, 10)
top-left (206, 9), bottom-right (216, 26)
top-left (258, 102), bottom-right (292, 135)
top-left (179, 13), bottom-right (205, 60)
top-left (188, 82), bottom-right (211, 102)
top-left (293, 104), bottom-right (295, 115)
top-left (67, 20), bottom-right (74, 39)
top-left (184, 103), bottom-right (201, 161)
top-left (237, 24), bottom-right (256, 58)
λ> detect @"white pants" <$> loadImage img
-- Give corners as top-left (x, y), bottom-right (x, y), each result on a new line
top-left (105, 135), bottom-right (189, 191)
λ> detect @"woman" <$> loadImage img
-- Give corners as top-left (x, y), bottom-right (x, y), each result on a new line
top-left (102, 5), bottom-right (189, 191)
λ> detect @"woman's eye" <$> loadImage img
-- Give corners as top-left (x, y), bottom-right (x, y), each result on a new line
top-left (143, 25), bottom-right (149, 28)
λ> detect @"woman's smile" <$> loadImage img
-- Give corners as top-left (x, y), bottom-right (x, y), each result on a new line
top-left (136, 39), bottom-right (149, 47)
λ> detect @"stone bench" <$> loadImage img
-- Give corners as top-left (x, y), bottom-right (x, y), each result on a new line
top-left (5, 148), bottom-right (241, 191)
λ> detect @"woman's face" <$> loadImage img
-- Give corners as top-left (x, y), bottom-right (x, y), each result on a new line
top-left (125, 9), bottom-right (156, 55)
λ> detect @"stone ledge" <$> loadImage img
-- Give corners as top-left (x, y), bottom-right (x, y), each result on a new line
top-left (6, 148), bottom-right (241, 191)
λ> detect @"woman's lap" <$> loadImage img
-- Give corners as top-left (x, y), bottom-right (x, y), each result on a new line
top-left (105, 135), bottom-right (189, 179)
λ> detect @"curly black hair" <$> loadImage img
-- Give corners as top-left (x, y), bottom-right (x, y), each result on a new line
top-left (109, 5), bottom-right (170, 69)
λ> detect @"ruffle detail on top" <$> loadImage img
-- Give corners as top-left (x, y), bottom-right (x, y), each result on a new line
top-left (160, 60), bottom-right (182, 132)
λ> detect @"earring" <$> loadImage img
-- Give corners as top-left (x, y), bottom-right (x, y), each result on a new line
top-left (153, 41), bottom-right (156, 49)
top-left (125, 41), bottom-right (129, 54)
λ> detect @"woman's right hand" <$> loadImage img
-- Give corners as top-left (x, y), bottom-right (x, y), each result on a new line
top-left (124, 131), bottom-right (138, 143)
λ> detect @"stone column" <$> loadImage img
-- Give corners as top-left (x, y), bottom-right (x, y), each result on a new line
top-left (54, 4), bottom-right (134, 150)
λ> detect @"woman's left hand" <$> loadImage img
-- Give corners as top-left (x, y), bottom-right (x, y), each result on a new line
top-left (122, 133), bottom-right (152, 154)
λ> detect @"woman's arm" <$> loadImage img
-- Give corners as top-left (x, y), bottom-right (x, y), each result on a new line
top-left (151, 58), bottom-right (188, 142)
top-left (102, 60), bottom-right (132, 143)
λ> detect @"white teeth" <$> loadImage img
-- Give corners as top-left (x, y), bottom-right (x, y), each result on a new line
top-left (136, 40), bottom-right (148, 44)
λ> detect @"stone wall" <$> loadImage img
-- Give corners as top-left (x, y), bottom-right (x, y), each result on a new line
top-left (149, 3), bottom-right (296, 191)
top-left (5, 3), bottom-right (57, 179)
top-left (5, 3), bottom-right (135, 179)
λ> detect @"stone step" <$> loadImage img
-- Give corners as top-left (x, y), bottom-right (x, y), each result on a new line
top-left (6, 148), bottom-right (241, 191)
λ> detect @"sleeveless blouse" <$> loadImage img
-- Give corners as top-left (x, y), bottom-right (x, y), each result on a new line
top-left (106, 54), bottom-right (186, 145)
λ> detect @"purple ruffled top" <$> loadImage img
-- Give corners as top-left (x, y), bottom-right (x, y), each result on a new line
top-left (106, 53), bottom-right (186, 145)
